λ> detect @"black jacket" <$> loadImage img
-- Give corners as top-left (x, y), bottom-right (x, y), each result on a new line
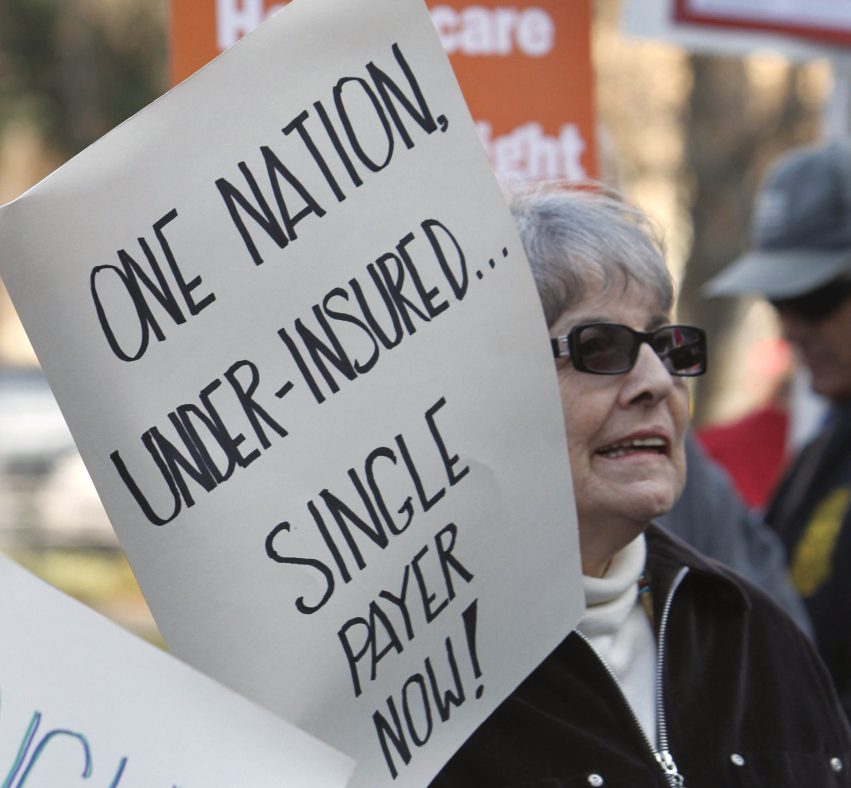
top-left (766, 404), bottom-right (851, 720)
top-left (430, 526), bottom-right (851, 788)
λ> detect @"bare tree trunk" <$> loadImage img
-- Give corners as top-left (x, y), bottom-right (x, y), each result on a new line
top-left (678, 54), bottom-right (817, 425)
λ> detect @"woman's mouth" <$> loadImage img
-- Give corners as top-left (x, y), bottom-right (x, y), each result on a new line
top-left (596, 436), bottom-right (668, 459)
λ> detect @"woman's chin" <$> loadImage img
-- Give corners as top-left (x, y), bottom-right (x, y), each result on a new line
top-left (610, 482), bottom-right (678, 527)
top-left (635, 487), bottom-right (677, 521)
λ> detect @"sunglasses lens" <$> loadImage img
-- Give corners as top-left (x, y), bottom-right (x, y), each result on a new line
top-left (576, 324), bottom-right (636, 373)
top-left (567, 323), bottom-right (707, 376)
top-left (653, 326), bottom-right (706, 376)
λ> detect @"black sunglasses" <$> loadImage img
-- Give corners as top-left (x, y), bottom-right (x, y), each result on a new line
top-left (769, 278), bottom-right (851, 322)
top-left (551, 322), bottom-right (708, 376)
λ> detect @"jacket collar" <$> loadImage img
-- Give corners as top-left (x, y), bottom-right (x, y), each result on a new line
top-left (644, 524), bottom-right (751, 614)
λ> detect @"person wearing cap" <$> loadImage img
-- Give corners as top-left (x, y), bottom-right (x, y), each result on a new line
top-left (706, 138), bottom-right (851, 720)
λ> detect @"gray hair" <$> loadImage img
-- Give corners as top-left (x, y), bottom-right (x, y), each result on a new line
top-left (509, 184), bottom-right (674, 327)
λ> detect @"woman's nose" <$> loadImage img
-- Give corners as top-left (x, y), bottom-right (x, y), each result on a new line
top-left (620, 342), bottom-right (675, 405)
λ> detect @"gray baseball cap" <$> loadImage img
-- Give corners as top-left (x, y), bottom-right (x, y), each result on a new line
top-left (704, 139), bottom-right (851, 299)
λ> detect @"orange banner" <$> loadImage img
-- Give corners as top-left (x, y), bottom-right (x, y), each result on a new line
top-left (170, 0), bottom-right (597, 181)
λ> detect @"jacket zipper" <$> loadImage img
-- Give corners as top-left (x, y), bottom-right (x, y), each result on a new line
top-left (654, 566), bottom-right (688, 787)
top-left (576, 565), bottom-right (689, 787)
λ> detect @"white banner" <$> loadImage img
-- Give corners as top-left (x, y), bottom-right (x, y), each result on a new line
top-left (0, 0), bottom-right (582, 784)
top-left (624, 0), bottom-right (850, 60)
top-left (683, 0), bottom-right (851, 29)
top-left (0, 555), bottom-right (353, 787)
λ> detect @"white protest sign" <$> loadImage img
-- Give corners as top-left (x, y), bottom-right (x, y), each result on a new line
top-left (0, 554), bottom-right (354, 787)
top-left (679, 0), bottom-right (851, 32)
top-left (624, 0), bottom-right (848, 59)
top-left (0, 0), bottom-right (582, 784)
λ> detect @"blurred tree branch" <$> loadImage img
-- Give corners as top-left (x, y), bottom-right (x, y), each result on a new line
top-left (0, 0), bottom-right (167, 159)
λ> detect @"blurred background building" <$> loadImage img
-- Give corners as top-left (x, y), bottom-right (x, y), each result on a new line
top-left (0, 0), bottom-right (844, 640)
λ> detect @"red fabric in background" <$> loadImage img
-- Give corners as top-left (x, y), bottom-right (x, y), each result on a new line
top-left (697, 405), bottom-right (789, 509)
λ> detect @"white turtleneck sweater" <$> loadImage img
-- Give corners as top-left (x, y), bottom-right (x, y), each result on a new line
top-left (576, 534), bottom-right (657, 749)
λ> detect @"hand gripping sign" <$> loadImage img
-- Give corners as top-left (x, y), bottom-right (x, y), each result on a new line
top-left (0, 0), bottom-right (582, 784)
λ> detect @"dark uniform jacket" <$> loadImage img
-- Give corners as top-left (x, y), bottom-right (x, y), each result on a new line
top-left (430, 526), bottom-right (851, 788)
top-left (766, 404), bottom-right (851, 719)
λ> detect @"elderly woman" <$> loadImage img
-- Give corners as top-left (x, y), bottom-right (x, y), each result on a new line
top-left (430, 186), bottom-right (851, 787)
